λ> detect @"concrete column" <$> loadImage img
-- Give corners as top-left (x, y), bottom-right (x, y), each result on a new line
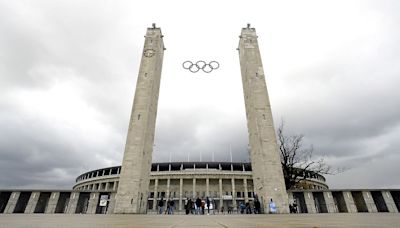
top-left (152, 179), bottom-right (158, 211)
top-left (303, 192), bottom-right (316, 213)
top-left (244, 178), bottom-right (249, 202)
top-left (231, 178), bottom-right (237, 209)
top-left (342, 191), bottom-right (357, 213)
top-left (116, 167), bottom-right (120, 174)
top-left (382, 191), bottom-right (398, 213)
top-left (323, 191), bottom-right (336, 213)
top-left (206, 178), bottom-right (210, 197)
top-left (102, 170), bottom-right (105, 176)
top-left (113, 181), bottom-right (117, 191)
top-left (219, 178), bottom-right (223, 210)
top-left (107, 193), bottom-right (117, 214)
top-left (105, 182), bottom-right (109, 191)
top-left (192, 178), bottom-right (196, 198)
top-left (66, 192), bottom-right (80, 214)
top-left (287, 192), bottom-right (294, 205)
top-left (87, 192), bottom-right (99, 214)
top-left (239, 25), bottom-right (289, 213)
top-left (46, 192), bottom-right (60, 213)
top-left (166, 178), bottom-right (171, 199)
top-left (4, 192), bottom-right (20, 213)
top-left (179, 178), bottom-right (183, 211)
top-left (109, 169), bottom-right (112, 175)
top-left (25, 191), bottom-right (40, 213)
top-left (107, 192), bottom-right (117, 214)
top-left (363, 191), bottom-right (378, 212)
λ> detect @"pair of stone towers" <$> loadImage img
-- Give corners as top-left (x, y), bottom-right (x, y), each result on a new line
top-left (114, 24), bottom-right (288, 214)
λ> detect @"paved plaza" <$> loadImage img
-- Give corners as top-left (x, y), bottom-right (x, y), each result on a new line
top-left (0, 214), bottom-right (399, 228)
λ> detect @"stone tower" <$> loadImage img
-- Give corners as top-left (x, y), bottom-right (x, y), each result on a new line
top-left (238, 25), bottom-right (289, 213)
top-left (114, 24), bottom-right (165, 213)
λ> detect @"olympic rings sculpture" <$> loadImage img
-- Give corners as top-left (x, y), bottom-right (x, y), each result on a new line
top-left (182, 60), bottom-right (220, 73)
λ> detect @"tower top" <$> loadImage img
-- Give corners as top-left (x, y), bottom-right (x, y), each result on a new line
top-left (242, 23), bottom-right (255, 31)
top-left (148, 23), bottom-right (161, 31)
top-left (146, 23), bottom-right (164, 38)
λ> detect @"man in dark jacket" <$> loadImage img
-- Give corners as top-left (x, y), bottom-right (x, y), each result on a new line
top-left (185, 198), bottom-right (191, 215)
top-left (158, 197), bottom-right (164, 214)
top-left (195, 197), bottom-right (202, 215)
top-left (254, 199), bottom-right (261, 214)
top-left (169, 199), bottom-right (175, 214)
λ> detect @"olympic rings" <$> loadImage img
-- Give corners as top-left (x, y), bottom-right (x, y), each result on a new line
top-left (182, 60), bottom-right (220, 73)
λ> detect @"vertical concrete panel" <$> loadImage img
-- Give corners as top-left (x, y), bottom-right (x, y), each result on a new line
top-left (179, 178), bottom-right (183, 212)
top-left (287, 192), bottom-right (294, 204)
top-left (362, 191), bottom-right (377, 212)
top-left (66, 192), bottom-right (79, 214)
top-left (25, 192), bottom-right (40, 213)
top-left (152, 179), bottom-right (158, 211)
top-left (382, 191), bottom-right (398, 213)
top-left (342, 191), bottom-right (357, 213)
top-left (45, 192), bottom-right (60, 214)
top-left (303, 192), bottom-right (316, 213)
top-left (231, 178), bottom-right (237, 210)
top-left (107, 193), bottom-right (117, 214)
top-left (87, 192), bottom-right (99, 214)
top-left (4, 192), bottom-right (20, 214)
top-left (219, 178), bottom-right (223, 210)
top-left (323, 192), bottom-right (336, 213)
top-left (243, 179), bottom-right (249, 203)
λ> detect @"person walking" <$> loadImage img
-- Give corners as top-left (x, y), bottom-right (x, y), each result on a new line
top-left (239, 202), bottom-right (245, 214)
top-left (185, 198), bottom-right (191, 215)
top-left (191, 198), bottom-right (196, 214)
top-left (195, 197), bottom-right (202, 215)
top-left (201, 199), bottom-right (205, 215)
top-left (245, 201), bottom-right (251, 214)
top-left (169, 199), bottom-right (175, 214)
top-left (158, 197), bottom-right (164, 215)
top-left (269, 198), bottom-right (277, 214)
top-left (166, 199), bottom-right (170, 214)
top-left (254, 199), bottom-right (261, 214)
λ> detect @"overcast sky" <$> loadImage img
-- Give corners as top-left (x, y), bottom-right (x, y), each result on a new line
top-left (1, 0), bottom-right (399, 190)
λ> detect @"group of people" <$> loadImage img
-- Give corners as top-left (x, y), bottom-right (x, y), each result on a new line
top-left (157, 197), bottom-right (175, 214)
top-left (238, 199), bottom-right (261, 214)
top-left (185, 197), bottom-right (212, 215)
top-left (157, 197), bottom-right (281, 215)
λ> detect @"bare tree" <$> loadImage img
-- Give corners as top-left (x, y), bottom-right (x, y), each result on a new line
top-left (277, 122), bottom-right (336, 190)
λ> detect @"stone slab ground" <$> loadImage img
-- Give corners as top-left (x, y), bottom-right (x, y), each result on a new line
top-left (0, 214), bottom-right (399, 228)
